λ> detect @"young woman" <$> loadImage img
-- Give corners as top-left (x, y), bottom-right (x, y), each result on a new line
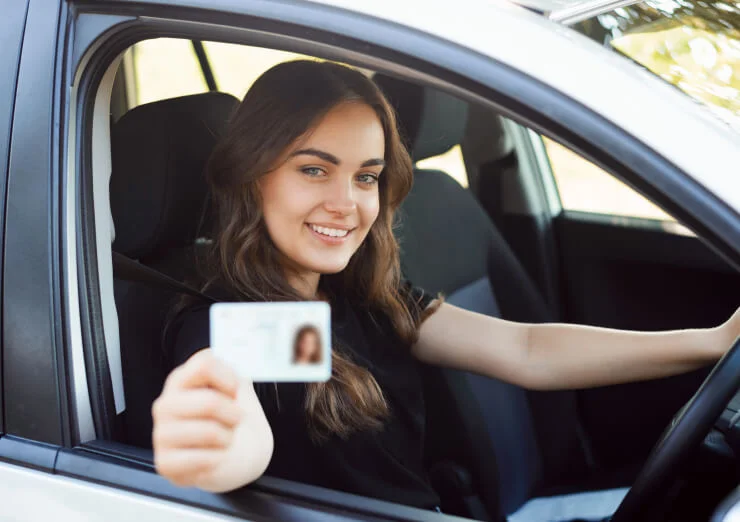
top-left (151, 60), bottom-right (739, 510)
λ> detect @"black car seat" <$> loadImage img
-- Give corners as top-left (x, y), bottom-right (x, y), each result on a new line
top-left (110, 92), bottom-right (240, 448)
top-left (373, 74), bottom-right (593, 520)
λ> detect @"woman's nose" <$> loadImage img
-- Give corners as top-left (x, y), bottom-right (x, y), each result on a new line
top-left (323, 176), bottom-right (357, 215)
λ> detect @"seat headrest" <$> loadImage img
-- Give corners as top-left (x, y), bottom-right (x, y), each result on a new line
top-left (110, 92), bottom-right (239, 260)
top-left (373, 74), bottom-right (468, 162)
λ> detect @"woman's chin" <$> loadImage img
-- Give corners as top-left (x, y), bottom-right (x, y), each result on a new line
top-left (318, 263), bottom-right (350, 275)
top-left (311, 259), bottom-right (352, 275)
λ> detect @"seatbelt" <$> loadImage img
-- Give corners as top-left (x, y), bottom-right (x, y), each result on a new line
top-left (112, 251), bottom-right (215, 303)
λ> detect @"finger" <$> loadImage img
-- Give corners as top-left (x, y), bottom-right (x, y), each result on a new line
top-left (153, 419), bottom-right (233, 450)
top-left (166, 349), bottom-right (239, 398)
top-left (153, 389), bottom-right (244, 428)
top-left (155, 449), bottom-right (222, 485)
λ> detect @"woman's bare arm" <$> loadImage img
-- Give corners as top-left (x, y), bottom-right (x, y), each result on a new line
top-left (152, 349), bottom-right (274, 492)
top-left (413, 303), bottom-right (739, 390)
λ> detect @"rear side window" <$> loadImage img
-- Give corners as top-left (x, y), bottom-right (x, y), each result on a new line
top-left (120, 38), bottom-right (312, 108)
top-left (542, 136), bottom-right (694, 234)
top-left (416, 144), bottom-right (468, 187)
top-left (543, 137), bottom-right (670, 219)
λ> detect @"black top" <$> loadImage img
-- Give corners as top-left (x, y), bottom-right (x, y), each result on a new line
top-left (169, 284), bottom-right (440, 510)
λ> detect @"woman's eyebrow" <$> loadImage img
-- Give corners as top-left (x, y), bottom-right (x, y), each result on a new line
top-left (361, 158), bottom-right (386, 168)
top-left (289, 148), bottom-right (340, 165)
top-left (289, 148), bottom-right (385, 169)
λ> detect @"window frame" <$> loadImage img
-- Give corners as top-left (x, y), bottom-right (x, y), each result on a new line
top-left (60, 0), bottom-right (740, 519)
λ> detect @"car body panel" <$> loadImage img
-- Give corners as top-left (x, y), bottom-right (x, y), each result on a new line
top-left (0, 0), bottom-right (30, 438)
top-left (54, 442), bottom-right (464, 522)
top-left (0, 461), bottom-right (249, 522)
top-left (4, 0), bottom-right (69, 445)
top-left (0, 0), bottom-right (29, 183)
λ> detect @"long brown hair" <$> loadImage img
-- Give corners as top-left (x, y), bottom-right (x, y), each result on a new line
top-left (203, 60), bottom-right (436, 441)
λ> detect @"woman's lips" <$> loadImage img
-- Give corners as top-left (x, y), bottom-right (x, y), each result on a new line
top-left (306, 223), bottom-right (353, 245)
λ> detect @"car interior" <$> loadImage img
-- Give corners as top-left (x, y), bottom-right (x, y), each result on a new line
top-left (91, 38), bottom-right (740, 521)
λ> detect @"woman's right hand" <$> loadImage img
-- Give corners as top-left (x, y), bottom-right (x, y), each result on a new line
top-left (152, 349), bottom-right (274, 492)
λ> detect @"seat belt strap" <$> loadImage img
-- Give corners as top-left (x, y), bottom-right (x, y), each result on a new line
top-left (111, 251), bottom-right (215, 303)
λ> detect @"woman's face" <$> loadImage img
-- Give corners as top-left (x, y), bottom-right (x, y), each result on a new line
top-left (296, 330), bottom-right (320, 363)
top-left (260, 102), bottom-right (385, 288)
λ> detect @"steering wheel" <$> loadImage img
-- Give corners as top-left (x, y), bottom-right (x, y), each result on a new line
top-left (611, 337), bottom-right (740, 522)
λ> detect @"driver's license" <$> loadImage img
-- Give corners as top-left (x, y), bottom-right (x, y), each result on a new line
top-left (210, 302), bottom-right (331, 382)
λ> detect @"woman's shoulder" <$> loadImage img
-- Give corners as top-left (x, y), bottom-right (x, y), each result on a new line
top-left (395, 281), bottom-right (439, 327)
top-left (400, 281), bottom-right (434, 310)
top-left (335, 280), bottom-right (436, 337)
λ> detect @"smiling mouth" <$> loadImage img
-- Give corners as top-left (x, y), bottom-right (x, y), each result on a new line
top-left (307, 223), bottom-right (354, 239)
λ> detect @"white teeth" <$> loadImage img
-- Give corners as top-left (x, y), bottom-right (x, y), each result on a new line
top-left (310, 224), bottom-right (349, 238)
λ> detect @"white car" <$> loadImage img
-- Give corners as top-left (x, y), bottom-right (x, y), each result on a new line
top-left (1, 0), bottom-right (738, 520)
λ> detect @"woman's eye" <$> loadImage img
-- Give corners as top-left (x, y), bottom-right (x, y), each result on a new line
top-left (301, 166), bottom-right (325, 177)
top-left (357, 173), bottom-right (379, 185)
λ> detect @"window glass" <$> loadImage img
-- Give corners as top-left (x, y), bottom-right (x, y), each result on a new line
top-left (126, 38), bottom-right (347, 108)
top-left (127, 38), bottom-right (208, 107)
top-left (574, 0), bottom-right (740, 133)
top-left (201, 42), bottom-right (313, 100)
top-left (542, 136), bottom-right (693, 231)
top-left (416, 145), bottom-right (468, 187)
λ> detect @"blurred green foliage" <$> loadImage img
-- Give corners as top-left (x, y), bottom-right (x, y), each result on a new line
top-left (576, 1), bottom-right (739, 129)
